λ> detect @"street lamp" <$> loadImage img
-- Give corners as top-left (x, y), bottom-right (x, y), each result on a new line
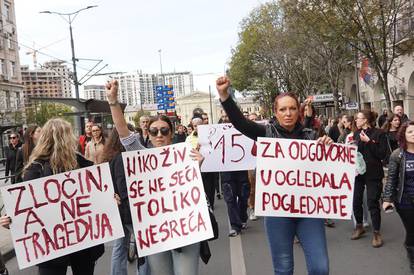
top-left (39, 5), bottom-right (98, 102)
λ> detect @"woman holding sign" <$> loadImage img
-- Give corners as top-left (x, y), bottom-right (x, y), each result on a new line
top-left (216, 76), bottom-right (332, 275)
top-left (1, 119), bottom-right (104, 275)
top-left (383, 121), bottom-right (414, 273)
top-left (106, 80), bottom-right (208, 275)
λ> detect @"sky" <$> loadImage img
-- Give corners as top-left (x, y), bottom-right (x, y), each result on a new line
top-left (15, 0), bottom-right (266, 96)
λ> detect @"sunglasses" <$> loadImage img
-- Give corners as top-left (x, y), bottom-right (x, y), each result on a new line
top-left (149, 127), bottom-right (170, 137)
top-left (9, 136), bottom-right (17, 139)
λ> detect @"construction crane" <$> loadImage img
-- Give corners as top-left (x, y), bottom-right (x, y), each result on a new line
top-left (25, 38), bottom-right (67, 68)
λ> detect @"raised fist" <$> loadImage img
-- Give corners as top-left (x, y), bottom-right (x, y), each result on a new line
top-left (106, 80), bottom-right (119, 104)
top-left (216, 76), bottom-right (231, 101)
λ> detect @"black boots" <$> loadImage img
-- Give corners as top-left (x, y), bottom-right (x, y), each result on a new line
top-left (405, 245), bottom-right (414, 273)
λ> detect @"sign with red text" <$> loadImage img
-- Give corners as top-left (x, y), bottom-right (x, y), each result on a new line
top-left (255, 138), bottom-right (357, 219)
top-left (122, 142), bottom-right (213, 257)
top-left (0, 163), bottom-right (124, 269)
top-left (198, 123), bottom-right (256, 172)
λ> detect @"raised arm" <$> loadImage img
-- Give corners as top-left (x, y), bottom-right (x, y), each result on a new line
top-left (216, 76), bottom-right (266, 140)
top-left (106, 80), bottom-right (130, 138)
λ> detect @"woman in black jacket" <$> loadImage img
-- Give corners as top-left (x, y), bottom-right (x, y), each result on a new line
top-left (1, 118), bottom-right (104, 275)
top-left (216, 76), bottom-right (333, 275)
top-left (381, 114), bottom-right (401, 166)
top-left (351, 110), bottom-right (387, 248)
top-left (383, 121), bottom-right (414, 273)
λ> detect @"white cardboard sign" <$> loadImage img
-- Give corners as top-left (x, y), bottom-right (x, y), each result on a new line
top-left (122, 142), bottom-right (213, 257)
top-left (0, 163), bottom-right (124, 269)
top-left (255, 137), bottom-right (356, 220)
top-left (198, 123), bottom-right (256, 172)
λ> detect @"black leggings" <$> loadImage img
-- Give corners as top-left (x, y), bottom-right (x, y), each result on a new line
top-left (397, 208), bottom-right (414, 246)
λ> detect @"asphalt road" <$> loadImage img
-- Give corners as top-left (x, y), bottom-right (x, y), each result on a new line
top-left (2, 197), bottom-right (413, 275)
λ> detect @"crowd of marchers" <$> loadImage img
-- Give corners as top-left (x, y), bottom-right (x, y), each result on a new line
top-left (0, 76), bottom-right (413, 275)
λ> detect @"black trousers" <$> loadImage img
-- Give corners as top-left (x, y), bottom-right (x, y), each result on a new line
top-left (397, 208), bottom-right (414, 246)
top-left (38, 257), bottom-right (95, 275)
top-left (353, 175), bottom-right (383, 231)
top-left (202, 172), bottom-right (218, 209)
top-left (0, 251), bottom-right (5, 272)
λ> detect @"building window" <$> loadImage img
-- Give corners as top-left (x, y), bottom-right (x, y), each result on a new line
top-left (4, 2), bottom-right (10, 21)
top-left (10, 61), bottom-right (15, 77)
top-left (16, 91), bottom-right (20, 107)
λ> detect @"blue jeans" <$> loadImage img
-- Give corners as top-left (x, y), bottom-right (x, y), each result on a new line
top-left (222, 180), bottom-right (250, 231)
top-left (264, 217), bottom-right (329, 275)
top-left (147, 243), bottom-right (200, 275)
top-left (111, 224), bottom-right (150, 275)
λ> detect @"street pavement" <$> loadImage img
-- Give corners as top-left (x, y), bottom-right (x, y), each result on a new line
top-left (1, 195), bottom-right (413, 275)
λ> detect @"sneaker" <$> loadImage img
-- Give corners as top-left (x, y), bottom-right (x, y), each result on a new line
top-left (363, 222), bottom-right (370, 228)
top-left (228, 229), bottom-right (239, 237)
top-left (249, 209), bottom-right (258, 221)
top-left (324, 219), bottom-right (335, 228)
top-left (241, 222), bottom-right (248, 230)
top-left (0, 268), bottom-right (8, 275)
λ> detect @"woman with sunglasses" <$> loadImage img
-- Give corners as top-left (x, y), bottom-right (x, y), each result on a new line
top-left (5, 132), bottom-right (23, 184)
top-left (216, 76), bottom-right (332, 275)
top-left (106, 80), bottom-right (205, 275)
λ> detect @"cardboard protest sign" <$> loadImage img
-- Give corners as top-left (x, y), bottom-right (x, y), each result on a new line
top-left (198, 123), bottom-right (256, 172)
top-left (122, 142), bottom-right (213, 257)
top-left (255, 138), bottom-right (357, 219)
top-left (0, 163), bottom-right (124, 269)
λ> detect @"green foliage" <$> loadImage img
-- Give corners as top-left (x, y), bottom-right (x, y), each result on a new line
top-left (132, 110), bottom-right (151, 128)
top-left (26, 102), bottom-right (75, 126)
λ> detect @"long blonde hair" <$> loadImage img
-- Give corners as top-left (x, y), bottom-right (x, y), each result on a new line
top-left (24, 118), bottom-right (78, 174)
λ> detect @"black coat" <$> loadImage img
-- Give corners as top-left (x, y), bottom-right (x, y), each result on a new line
top-left (110, 154), bottom-right (132, 224)
top-left (353, 128), bottom-right (387, 179)
top-left (5, 143), bottom-right (23, 183)
top-left (383, 148), bottom-right (404, 203)
top-left (23, 153), bottom-right (104, 268)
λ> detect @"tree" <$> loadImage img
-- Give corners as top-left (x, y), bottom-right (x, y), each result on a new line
top-left (26, 102), bottom-right (74, 126)
top-left (303, 0), bottom-right (413, 111)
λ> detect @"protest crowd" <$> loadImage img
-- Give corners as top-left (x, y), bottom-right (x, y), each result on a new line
top-left (1, 76), bottom-right (414, 275)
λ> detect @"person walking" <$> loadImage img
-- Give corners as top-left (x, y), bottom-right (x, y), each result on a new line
top-left (22, 125), bottom-right (42, 164)
top-left (383, 121), bottom-right (414, 273)
top-left (106, 80), bottom-right (207, 275)
top-left (382, 114), bottom-right (401, 167)
top-left (79, 121), bottom-right (94, 155)
top-left (100, 128), bottom-right (149, 275)
top-left (351, 110), bottom-right (387, 247)
top-left (216, 76), bottom-right (332, 275)
top-left (1, 118), bottom-right (104, 275)
top-left (5, 132), bottom-right (23, 184)
top-left (85, 124), bottom-right (105, 164)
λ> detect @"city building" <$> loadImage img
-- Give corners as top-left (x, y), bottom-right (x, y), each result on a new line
top-left (21, 60), bottom-right (73, 108)
top-left (175, 91), bottom-right (221, 125)
top-left (0, 0), bottom-right (24, 129)
top-left (84, 85), bottom-right (106, 101)
top-left (112, 71), bottom-right (194, 107)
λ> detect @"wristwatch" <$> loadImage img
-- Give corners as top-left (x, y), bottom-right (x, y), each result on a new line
top-left (108, 100), bottom-right (119, 106)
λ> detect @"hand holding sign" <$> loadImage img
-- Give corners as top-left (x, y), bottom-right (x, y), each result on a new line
top-left (0, 214), bottom-right (11, 229)
top-left (216, 76), bottom-right (231, 101)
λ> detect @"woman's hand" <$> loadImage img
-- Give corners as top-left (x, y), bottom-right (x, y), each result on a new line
top-left (359, 130), bottom-right (371, 143)
top-left (316, 135), bottom-right (334, 145)
top-left (106, 80), bottom-right (119, 104)
top-left (190, 148), bottom-right (205, 166)
top-left (382, 201), bottom-right (395, 211)
top-left (114, 193), bottom-right (121, 206)
top-left (216, 76), bottom-right (231, 101)
top-left (0, 215), bottom-right (11, 229)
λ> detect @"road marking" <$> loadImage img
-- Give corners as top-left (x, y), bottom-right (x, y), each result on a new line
top-left (229, 221), bottom-right (247, 275)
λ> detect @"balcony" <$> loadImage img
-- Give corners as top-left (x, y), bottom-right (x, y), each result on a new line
top-left (395, 16), bottom-right (414, 54)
